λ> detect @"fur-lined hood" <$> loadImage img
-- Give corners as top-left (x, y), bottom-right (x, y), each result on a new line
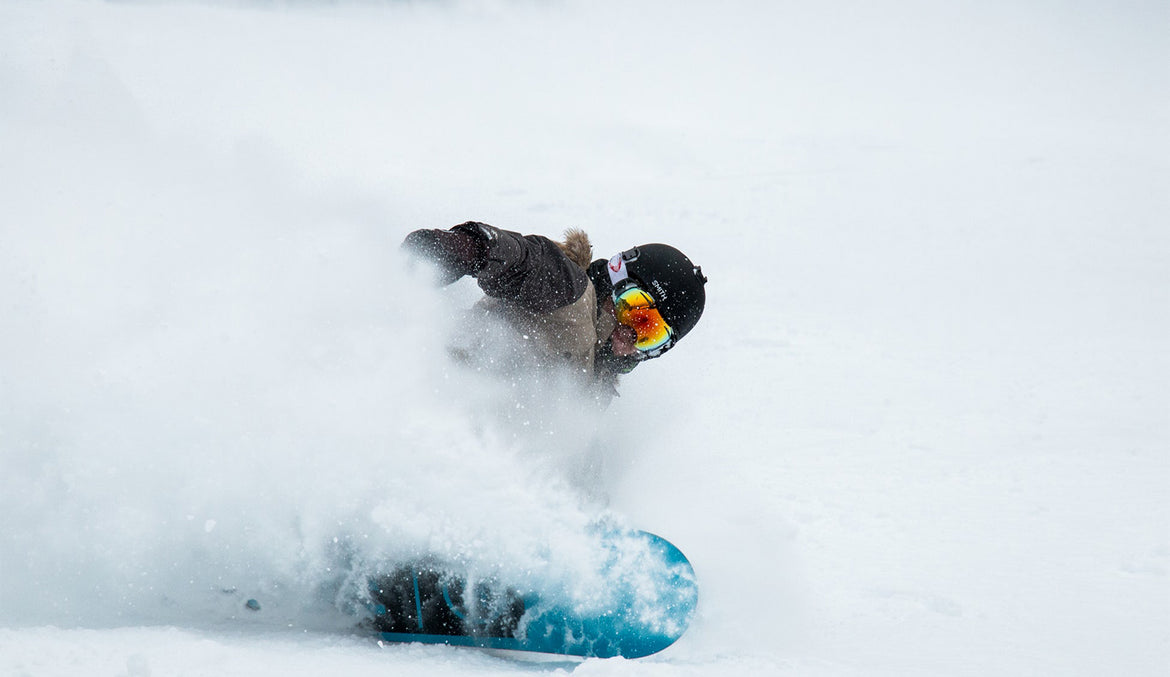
top-left (557, 228), bottom-right (594, 270)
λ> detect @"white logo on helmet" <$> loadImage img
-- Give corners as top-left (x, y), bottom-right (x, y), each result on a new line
top-left (652, 280), bottom-right (668, 300)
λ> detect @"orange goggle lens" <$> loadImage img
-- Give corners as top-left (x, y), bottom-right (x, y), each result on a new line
top-left (614, 286), bottom-right (673, 354)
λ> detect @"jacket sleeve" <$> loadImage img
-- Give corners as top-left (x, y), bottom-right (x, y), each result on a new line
top-left (459, 222), bottom-right (589, 314)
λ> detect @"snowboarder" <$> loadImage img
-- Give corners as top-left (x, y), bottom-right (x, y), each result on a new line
top-left (402, 222), bottom-right (707, 400)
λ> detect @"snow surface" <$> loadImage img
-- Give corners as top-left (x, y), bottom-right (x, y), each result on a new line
top-left (1, 1), bottom-right (1167, 675)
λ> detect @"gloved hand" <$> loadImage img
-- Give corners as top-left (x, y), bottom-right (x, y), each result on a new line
top-left (401, 226), bottom-right (488, 285)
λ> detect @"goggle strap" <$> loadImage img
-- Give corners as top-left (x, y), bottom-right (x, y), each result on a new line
top-left (606, 252), bottom-right (631, 289)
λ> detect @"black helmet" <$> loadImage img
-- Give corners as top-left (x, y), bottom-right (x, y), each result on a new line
top-left (613, 244), bottom-right (707, 342)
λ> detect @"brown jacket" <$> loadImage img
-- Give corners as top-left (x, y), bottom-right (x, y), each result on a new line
top-left (467, 225), bottom-right (614, 380)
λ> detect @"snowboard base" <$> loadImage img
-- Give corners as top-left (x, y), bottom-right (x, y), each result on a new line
top-left (366, 529), bottom-right (697, 658)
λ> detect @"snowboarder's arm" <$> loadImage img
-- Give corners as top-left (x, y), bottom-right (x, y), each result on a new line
top-left (403, 222), bottom-right (588, 313)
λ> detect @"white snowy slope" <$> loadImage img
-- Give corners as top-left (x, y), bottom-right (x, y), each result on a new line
top-left (1, 1), bottom-right (1167, 675)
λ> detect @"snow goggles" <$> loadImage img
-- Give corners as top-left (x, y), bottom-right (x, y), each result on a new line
top-left (607, 250), bottom-right (674, 358)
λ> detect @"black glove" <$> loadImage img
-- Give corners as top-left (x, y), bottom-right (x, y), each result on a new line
top-left (402, 225), bottom-right (488, 285)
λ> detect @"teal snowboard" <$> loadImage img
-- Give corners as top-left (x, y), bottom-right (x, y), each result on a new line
top-left (366, 529), bottom-right (697, 658)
